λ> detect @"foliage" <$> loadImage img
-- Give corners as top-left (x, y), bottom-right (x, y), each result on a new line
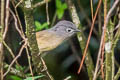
top-left (6, 75), bottom-right (22, 80)
top-left (15, 65), bottom-right (26, 71)
top-left (56, 0), bottom-right (67, 19)
top-left (35, 21), bottom-right (49, 31)
top-left (24, 75), bottom-right (45, 80)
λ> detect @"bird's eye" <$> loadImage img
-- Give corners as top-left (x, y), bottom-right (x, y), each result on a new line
top-left (66, 28), bottom-right (74, 33)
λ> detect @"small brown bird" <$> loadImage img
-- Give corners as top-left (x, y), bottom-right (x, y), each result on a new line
top-left (36, 20), bottom-right (80, 52)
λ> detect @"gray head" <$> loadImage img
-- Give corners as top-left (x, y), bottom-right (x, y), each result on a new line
top-left (50, 20), bottom-right (80, 38)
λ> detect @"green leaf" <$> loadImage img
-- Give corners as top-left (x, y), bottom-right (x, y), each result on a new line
top-left (56, 0), bottom-right (62, 8)
top-left (35, 21), bottom-right (41, 27)
top-left (35, 21), bottom-right (49, 31)
top-left (55, 0), bottom-right (67, 19)
top-left (15, 65), bottom-right (25, 71)
top-left (42, 22), bottom-right (49, 29)
top-left (62, 3), bottom-right (67, 9)
top-left (7, 75), bottom-right (22, 80)
top-left (24, 75), bottom-right (45, 80)
top-left (57, 10), bottom-right (64, 19)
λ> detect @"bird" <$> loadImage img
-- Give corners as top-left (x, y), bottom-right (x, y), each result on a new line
top-left (36, 20), bottom-right (80, 52)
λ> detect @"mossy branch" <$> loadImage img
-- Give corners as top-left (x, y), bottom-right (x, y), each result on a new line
top-left (65, 0), bottom-right (94, 79)
top-left (23, 0), bottom-right (53, 79)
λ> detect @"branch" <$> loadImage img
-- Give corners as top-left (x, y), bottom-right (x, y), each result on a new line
top-left (23, 0), bottom-right (53, 79)
top-left (114, 22), bottom-right (120, 80)
top-left (3, 40), bottom-right (27, 77)
top-left (33, 0), bottom-right (50, 8)
top-left (4, 63), bottom-right (26, 78)
top-left (77, 0), bottom-right (102, 75)
top-left (0, 0), bottom-right (5, 79)
top-left (93, 0), bottom-right (120, 80)
top-left (3, 0), bottom-right (10, 40)
top-left (65, 0), bottom-right (94, 79)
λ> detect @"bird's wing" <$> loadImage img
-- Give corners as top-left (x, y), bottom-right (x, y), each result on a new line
top-left (36, 30), bottom-right (64, 52)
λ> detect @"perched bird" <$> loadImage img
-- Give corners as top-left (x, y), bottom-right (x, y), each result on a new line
top-left (36, 20), bottom-right (80, 52)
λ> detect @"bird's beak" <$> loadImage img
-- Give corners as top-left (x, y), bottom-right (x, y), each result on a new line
top-left (75, 29), bottom-right (81, 32)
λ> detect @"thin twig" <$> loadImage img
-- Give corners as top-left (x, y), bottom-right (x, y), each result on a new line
top-left (51, 11), bottom-right (57, 27)
top-left (11, 1), bottom-right (25, 38)
top-left (45, 0), bottom-right (50, 25)
top-left (114, 22), bottom-right (120, 80)
top-left (114, 22), bottom-right (120, 39)
top-left (4, 63), bottom-right (26, 78)
top-left (78, 0), bottom-right (102, 74)
top-left (1, 0), bottom-right (5, 29)
top-left (9, 8), bottom-right (26, 40)
top-left (114, 67), bottom-right (120, 80)
top-left (3, 41), bottom-right (19, 65)
top-left (3, 0), bottom-right (10, 40)
top-left (113, 6), bottom-right (120, 78)
top-left (26, 47), bottom-right (34, 80)
top-left (40, 57), bottom-right (54, 80)
top-left (3, 40), bottom-right (27, 77)
top-left (77, 1), bottom-right (99, 37)
top-left (98, 7), bottom-right (102, 36)
top-left (3, 6), bottom-right (28, 78)
top-left (0, 0), bottom-right (5, 79)
top-left (101, 0), bottom-right (108, 79)
top-left (15, 0), bottom-right (23, 8)
top-left (90, 0), bottom-right (94, 21)
top-left (33, 0), bottom-right (50, 8)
